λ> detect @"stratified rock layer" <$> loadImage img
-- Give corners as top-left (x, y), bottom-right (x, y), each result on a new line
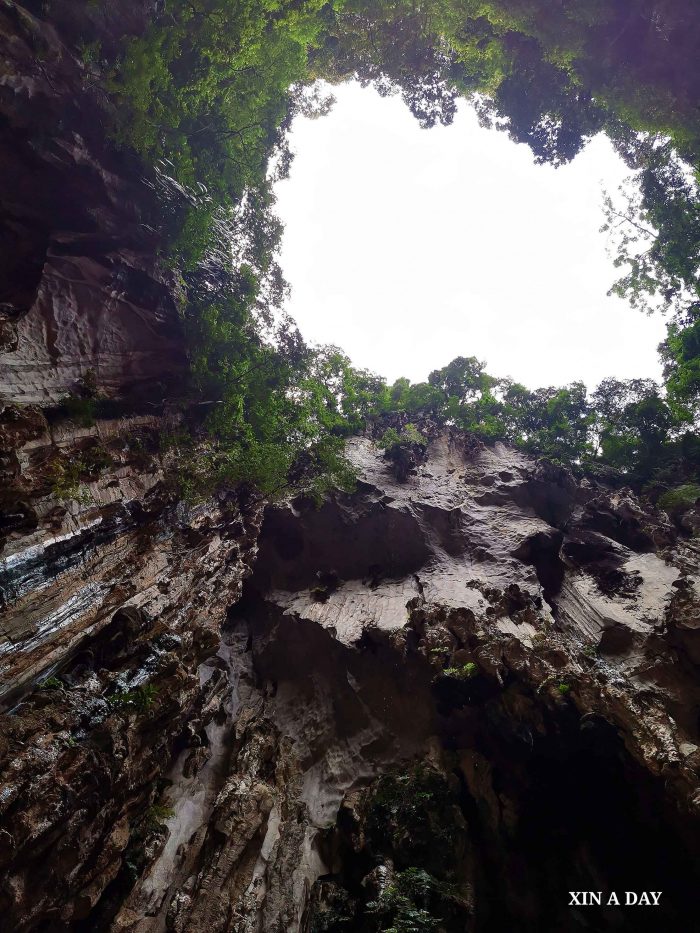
top-left (3, 410), bottom-right (700, 933)
top-left (3, 418), bottom-right (700, 931)
top-left (0, 406), bottom-right (262, 928)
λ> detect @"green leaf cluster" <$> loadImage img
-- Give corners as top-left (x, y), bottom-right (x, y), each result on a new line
top-left (443, 662), bottom-right (478, 680)
top-left (107, 684), bottom-right (159, 713)
top-left (72, 0), bottom-right (700, 502)
top-left (658, 484), bottom-right (700, 515)
top-left (366, 868), bottom-right (444, 933)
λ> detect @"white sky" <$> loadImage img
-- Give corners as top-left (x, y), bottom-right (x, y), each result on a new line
top-left (274, 81), bottom-right (667, 389)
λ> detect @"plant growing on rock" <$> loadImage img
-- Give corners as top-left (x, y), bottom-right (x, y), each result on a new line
top-left (39, 676), bottom-right (63, 690)
top-left (366, 765), bottom-right (465, 877)
top-left (108, 684), bottom-right (159, 713)
top-left (378, 424), bottom-right (428, 483)
top-left (659, 484), bottom-right (700, 516)
top-left (58, 370), bottom-right (104, 428)
top-left (60, 396), bottom-right (98, 427)
top-left (443, 662), bottom-right (478, 680)
top-left (49, 458), bottom-right (92, 505)
top-left (366, 867), bottom-right (443, 932)
top-left (143, 804), bottom-right (175, 832)
top-left (81, 444), bottom-right (114, 475)
top-left (379, 424), bottom-right (427, 452)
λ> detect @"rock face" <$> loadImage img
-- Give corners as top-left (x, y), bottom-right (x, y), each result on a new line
top-left (0, 401), bottom-right (263, 929)
top-left (119, 433), bottom-right (698, 933)
top-left (0, 0), bottom-right (187, 404)
top-left (0, 4), bottom-right (262, 923)
top-left (5, 415), bottom-right (699, 930)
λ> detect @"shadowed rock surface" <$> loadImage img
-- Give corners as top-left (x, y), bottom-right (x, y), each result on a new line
top-left (0, 0), bottom-right (187, 403)
top-left (2, 417), bottom-right (700, 931)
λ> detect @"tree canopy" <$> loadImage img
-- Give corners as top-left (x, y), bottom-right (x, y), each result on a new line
top-left (74, 0), bottom-right (700, 509)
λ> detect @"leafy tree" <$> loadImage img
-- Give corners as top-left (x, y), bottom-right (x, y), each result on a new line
top-left (108, 0), bottom-right (330, 201)
top-left (70, 0), bottom-right (700, 502)
top-left (590, 378), bottom-right (677, 480)
top-left (601, 137), bottom-right (700, 318)
top-left (501, 381), bottom-right (592, 463)
top-left (314, 0), bottom-right (463, 129)
top-left (428, 356), bottom-right (489, 404)
top-left (661, 313), bottom-right (700, 419)
top-left (473, 31), bottom-right (607, 166)
top-left (658, 483), bottom-right (700, 516)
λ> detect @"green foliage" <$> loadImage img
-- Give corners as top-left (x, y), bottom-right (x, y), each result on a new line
top-left (74, 0), bottom-right (700, 500)
top-left (590, 378), bottom-right (676, 476)
top-left (380, 365), bottom-right (598, 468)
top-left (39, 676), bottom-right (63, 690)
top-left (308, 762), bottom-right (472, 932)
top-left (78, 39), bottom-right (102, 67)
top-left (108, 684), bottom-right (159, 713)
top-left (602, 144), bottom-right (700, 317)
top-left (48, 441), bottom-right (113, 503)
top-left (400, 424), bottom-right (426, 447)
top-left (50, 458), bottom-right (92, 505)
top-left (378, 428), bottom-right (401, 450)
top-left (143, 804), bottom-right (175, 832)
top-left (60, 371), bottom-right (104, 427)
top-left (310, 584), bottom-right (331, 603)
top-left (379, 424), bottom-right (426, 452)
top-left (443, 662), bottom-right (477, 680)
top-left (367, 765), bottom-right (463, 877)
top-left (557, 682), bottom-right (571, 695)
top-left (309, 891), bottom-right (355, 932)
top-left (456, 0), bottom-right (700, 160)
top-left (658, 484), bottom-right (700, 515)
top-left (61, 395), bottom-right (98, 428)
top-left (662, 313), bottom-right (700, 418)
top-left (501, 380), bottom-right (593, 463)
top-left (159, 429), bottom-right (193, 454)
top-left (81, 444), bottom-right (114, 475)
top-left (167, 344), bottom-right (364, 502)
top-left (372, 365), bottom-right (697, 490)
top-left (366, 868), bottom-right (444, 933)
top-left (107, 0), bottom-right (328, 206)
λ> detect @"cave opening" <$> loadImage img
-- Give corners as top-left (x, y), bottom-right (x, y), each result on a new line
top-left (235, 527), bottom-right (700, 933)
top-left (273, 81), bottom-right (667, 391)
top-left (454, 707), bottom-right (699, 932)
top-left (306, 675), bottom-right (700, 933)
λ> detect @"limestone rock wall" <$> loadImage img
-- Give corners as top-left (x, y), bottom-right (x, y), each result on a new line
top-left (0, 0), bottom-right (186, 403)
top-left (0, 401), bottom-right (262, 929)
top-left (1, 361), bottom-right (699, 930)
top-left (0, 4), bottom-right (262, 923)
top-left (109, 433), bottom-right (700, 933)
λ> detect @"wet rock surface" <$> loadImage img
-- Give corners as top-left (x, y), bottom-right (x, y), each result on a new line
top-left (209, 434), bottom-right (699, 933)
top-left (0, 410), bottom-right (262, 928)
top-left (26, 430), bottom-right (690, 933)
top-left (2, 425), bottom-right (700, 932)
top-left (0, 0), bottom-right (187, 405)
